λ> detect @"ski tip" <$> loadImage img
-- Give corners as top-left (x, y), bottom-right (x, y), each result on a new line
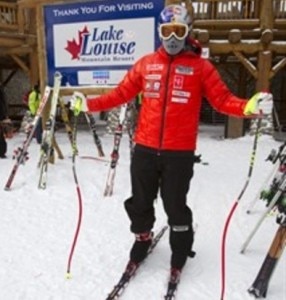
top-left (65, 272), bottom-right (72, 279)
top-left (4, 186), bottom-right (11, 191)
top-left (54, 71), bottom-right (63, 78)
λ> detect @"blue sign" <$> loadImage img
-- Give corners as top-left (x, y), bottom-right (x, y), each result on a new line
top-left (44, 0), bottom-right (165, 87)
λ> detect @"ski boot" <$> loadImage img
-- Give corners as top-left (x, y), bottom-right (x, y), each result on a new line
top-left (130, 231), bottom-right (153, 264)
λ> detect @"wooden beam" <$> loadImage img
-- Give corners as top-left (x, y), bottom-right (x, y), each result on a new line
top-left (0, 46), bottom-right (32, 55)
top-left (260, 0), bottom-right (274, 30)
top-left (0, 36), bottom-right (23, 47)
top-left (197, 30), bottom-right (210, 44)
top-left (205, 40), bottom-right (286, 56)
top-left (233, 51), bottom-right (257, 78)
top-left (260, 29), bottom-right (273, 45)
top-left (256, 51), bottom-right (272, 91)
top-left (59, 87), bottom-right (113, 97)
top-left (270, 58), bottom-right (286, 79)
top-left (10, 54), bottom-right (30, 74)
top-left (194, 19), bottom-right (260, 29)
top-left (18, 0), bottom-right (87, 8)
top-left (209, 40), bottom-right (261, 55)
top-left (2, 69), bottom-right (17, 87)
top-left (228, 30), bottom-right (242, 44)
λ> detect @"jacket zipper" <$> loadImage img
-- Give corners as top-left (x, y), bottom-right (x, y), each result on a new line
top-left (158, 56), bottom-right (173, 155)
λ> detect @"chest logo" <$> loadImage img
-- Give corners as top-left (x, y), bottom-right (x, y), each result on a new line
top-left (173, 75), bottom-right (184, 89)
top-left (175, 65), bottom-right (194, 75)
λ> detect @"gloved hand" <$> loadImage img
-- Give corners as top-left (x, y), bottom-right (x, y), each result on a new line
top-left (70, 91), bottom-right (88, 116)
top-left (244, 92), bottom-right (273, 116)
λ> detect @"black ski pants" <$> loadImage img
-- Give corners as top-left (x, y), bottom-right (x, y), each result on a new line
top-left (125, 145), bottom-right (194, 233)
top-left (0, 128), bottom-right (7, 157)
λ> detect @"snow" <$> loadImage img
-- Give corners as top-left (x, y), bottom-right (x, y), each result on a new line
top-left (0, 124), bottom-right (285, 300)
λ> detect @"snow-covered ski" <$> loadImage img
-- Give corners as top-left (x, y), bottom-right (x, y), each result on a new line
top-left (248, 225), bottom-right (286, 298)
top-left (104, 104), bottom-right (127, 197)
top-left (58, 96), bottom-right (73, 148)
top-left (79, 155), bottom-right (110, 163)
top-left (38, 71), bottom-right (62, 189)
top-left (106, 225), bottom-right (168, 300)
top-left (84, 112), bottom-right (105, 157)
top-left (241, 164), bottom-right (286, 253)
top-left (4, 86), bottom-right (52, 190)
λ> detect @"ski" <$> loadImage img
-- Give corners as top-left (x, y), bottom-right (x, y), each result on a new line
top-left (84, 112), bottom-right (105, 157)
top-left (79, 155), bottom-right (110, 163)
top-left (106, 225), bottom-right (168, 300)
top-left (104, 104), bottom-right (127, 197)
top-left (164, 268), bottom-right (181, 300)
top-left (58, 96), bottom-right (73, 148)
top-left (241, 161), bottom-right (286, 253)
top-left (248, 225), bottom-right (286, 298)
top-left (38, 71), bottom-right (62, 189)
top-left (246, 141), bottom-right (286, 214)
top-left (4, 86), bottom-right (52, 190)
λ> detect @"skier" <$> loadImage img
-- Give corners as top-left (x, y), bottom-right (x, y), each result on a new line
top-left (28, 83), bottom-right (42, 144)
top-left (70, 4), bottom-right (273, 282)
top-left (0, 84), bottom-right (13, 159)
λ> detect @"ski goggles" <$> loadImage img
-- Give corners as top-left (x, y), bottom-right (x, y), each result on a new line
top-left (159, 23), bottom-right (189, 41)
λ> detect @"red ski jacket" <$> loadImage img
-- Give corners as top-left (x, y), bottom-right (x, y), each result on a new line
top-left (87, 39), bottom-right (247, 151)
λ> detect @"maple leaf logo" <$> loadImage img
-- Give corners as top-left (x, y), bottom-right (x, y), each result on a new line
top-left (65, 26), bottom-right (89, 60)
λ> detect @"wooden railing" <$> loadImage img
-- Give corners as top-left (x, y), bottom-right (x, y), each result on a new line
top-left (193, 0), bottom-right (258, 20)
top-left (191, 0), bottom-right (286, 30)
top-left (0, 0), bottom-right (285, 33)
top-left (274, 0), bottom-right (286, 18)
top-left (192, 0), bottom-right (286, 19)
top-left (0, 1), bottom-right (27, 33)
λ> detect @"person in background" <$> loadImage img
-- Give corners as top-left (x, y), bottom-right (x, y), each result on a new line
top-left (0, 84), bottom-right (13, 158)
top-left (70, 4), bottom-right (273, 284)
top-left (28, 83), bottom-right (42, 144)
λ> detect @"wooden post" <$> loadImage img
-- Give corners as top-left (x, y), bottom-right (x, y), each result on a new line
top-left (225, 66), bottom-right (248, 138)
top-left (256, 51), bottom-right (272, 92)
top-left (259, 0), bottom-right (274, 30)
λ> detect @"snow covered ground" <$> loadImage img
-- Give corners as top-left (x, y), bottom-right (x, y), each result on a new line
top-left (0, 124), bottom-right (285, 300)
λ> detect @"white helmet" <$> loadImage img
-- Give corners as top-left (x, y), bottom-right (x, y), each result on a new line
top-left (158, 5), bottom-right (192, 55)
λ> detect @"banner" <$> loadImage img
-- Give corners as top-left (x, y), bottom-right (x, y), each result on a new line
top-left (44, 0), bottom-right (165, 87)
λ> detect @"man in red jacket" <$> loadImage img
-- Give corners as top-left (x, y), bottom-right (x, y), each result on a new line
top-left (71, 4), bottom-right (273, 280)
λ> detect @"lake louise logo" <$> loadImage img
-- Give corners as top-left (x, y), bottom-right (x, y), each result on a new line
top-left (65, 26), bottom-right (88, 60)
top-left (65, 25), bottom-right (137, 63)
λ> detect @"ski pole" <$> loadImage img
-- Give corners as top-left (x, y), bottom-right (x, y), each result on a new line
top-left (66, 106), bottom-right (83, 279)
top-left (220, 117), bottom-right (262, 300)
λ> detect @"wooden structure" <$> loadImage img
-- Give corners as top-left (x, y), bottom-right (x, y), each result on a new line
top-left (0, 0), bottom-right (286, 138)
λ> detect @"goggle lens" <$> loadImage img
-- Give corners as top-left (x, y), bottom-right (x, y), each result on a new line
top-left (159, 24), bottom-right (188, 40)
